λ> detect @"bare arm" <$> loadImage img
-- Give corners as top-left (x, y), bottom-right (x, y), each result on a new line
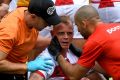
top-left (72, 38), bottom-right (86, 49)
top-left (35, 35), bottom-right (51, 50)
top-left (29, 72), bottom-right (44, 80)
top-left (57, 55), bottom-right (89, 80)
top-left (29, 35), bottom-right (51, 60)
top-left (0, 51), bottom-right (27, 74)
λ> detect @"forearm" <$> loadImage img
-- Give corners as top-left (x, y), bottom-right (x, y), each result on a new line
top-left (72, 38), bottom-right (86, 49)
top-left (57, 55), bottom-right (89, 80)
top-left (29, 72), bottom-right (44, 80)
top-left (36, 35), bottom-right (51, 48)
top-left (0, 60), bottom-right (27, 74)
top-left (31, 35), bottom-right (51, 60)
top-left (35, 35), bottom-right (51, 52)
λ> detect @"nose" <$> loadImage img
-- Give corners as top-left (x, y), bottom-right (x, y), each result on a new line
top-left (64, 33), bottom-right (69, 39)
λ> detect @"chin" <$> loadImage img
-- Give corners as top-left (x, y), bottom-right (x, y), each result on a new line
top-left (61, 46), bottom-right (69, 49)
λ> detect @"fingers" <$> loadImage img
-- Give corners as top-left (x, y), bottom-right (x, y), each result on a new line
top-left (43, 57), bottom-right (53, 61)
top-left (45, 60), bottom-right (54, 66)
top-left (27, 57), bottom-right (54, 72)
top-left (39, 61), bottom-right (54, 72)
top-left (39, 67), bottom-right (50, 72)
top-left (43, 64), bottom-right (53, 70)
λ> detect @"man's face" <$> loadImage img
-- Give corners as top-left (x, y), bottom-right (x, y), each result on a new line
top-left (26, 12), bottom-right (48, 31)
top-left (31, 16), bottom-right (48, 31)
top-left (75, 19), bottom-right (90, 39)
top-left (53, 22), bottom-right (73, 49)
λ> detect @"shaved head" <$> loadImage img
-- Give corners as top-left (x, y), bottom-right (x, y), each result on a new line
top-left (74, 5), bottom-right (100, 39)
top-left (75, 5), bottom-right (99, 22)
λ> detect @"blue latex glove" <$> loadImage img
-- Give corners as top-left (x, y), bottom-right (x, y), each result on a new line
top-left (27, 57), bottom-right (54, 72)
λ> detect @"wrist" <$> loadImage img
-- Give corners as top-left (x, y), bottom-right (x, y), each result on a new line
top-left (26, 61), bottom-right (32, 71)
top-left (25, 62), bottom-right (28, 71)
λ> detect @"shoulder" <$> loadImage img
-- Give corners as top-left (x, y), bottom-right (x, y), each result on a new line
top-left (0, 7), bottom-right (28, 36)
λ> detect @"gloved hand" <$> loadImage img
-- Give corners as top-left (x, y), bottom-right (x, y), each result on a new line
top-left (69, 43), bottom-right (82, 57)
top-left (27, 57), bottom-right (54, 72)
top-left (48, 36), bottom-right (62, 60)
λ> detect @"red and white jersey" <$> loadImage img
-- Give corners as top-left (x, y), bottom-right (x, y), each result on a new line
top-left (91, 0), bottom-right (118, 8)
top-left (52, 0), bottom-right (89, 6)
top-left (36, 48), bottom-right (78, 80)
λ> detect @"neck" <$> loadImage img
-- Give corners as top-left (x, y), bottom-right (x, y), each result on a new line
top-left (24, 10), bottom-right (34, 29)
top-left (90, 20), bottom-right (103, 32)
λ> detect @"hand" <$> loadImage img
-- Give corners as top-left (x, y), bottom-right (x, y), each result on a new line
top-left (27, 57), bottom-right (54, 72)
top-left (69, 43), bottom-right (82, 57)
top-left (0, 3), bottom-right (9, 19)
top-left (0, 3), bottom-right (9, 11)
top-left (48, 36), bottom-right (62, 60)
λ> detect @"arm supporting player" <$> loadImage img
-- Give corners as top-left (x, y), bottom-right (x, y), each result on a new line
top-left (0, 50), bottom-right (54, 74)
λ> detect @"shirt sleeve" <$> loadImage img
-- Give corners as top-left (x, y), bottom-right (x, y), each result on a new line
top-left (77, 40), bottom-right (103, 68)
top-left (35, 48), bottom-right (56, 79)
top-left (0, 25), bottom-right (16, 54)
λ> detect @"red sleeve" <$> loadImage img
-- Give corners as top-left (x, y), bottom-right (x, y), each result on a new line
top-left (35, 71), bottom-right (45, 79)
top-left (77, 40), bottom-right (103, 68)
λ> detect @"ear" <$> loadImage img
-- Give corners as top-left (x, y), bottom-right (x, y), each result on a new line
top-left (82, 19), bottom-right (88, 29)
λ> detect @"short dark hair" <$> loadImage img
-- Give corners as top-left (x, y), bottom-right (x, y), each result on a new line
top-left (60, 16), bottom-right (70, 23)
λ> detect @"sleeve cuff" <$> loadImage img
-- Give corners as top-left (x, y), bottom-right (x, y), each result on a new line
top-left (35, 70), bottom-right (46, 79)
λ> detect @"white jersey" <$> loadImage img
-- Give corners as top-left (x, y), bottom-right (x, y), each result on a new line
top-left (91, 0), bottom-right (120, 23)
top-left (52, 0), bottom-right (89, 5)
top-left (36, 48), bottom-right (78, 80)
